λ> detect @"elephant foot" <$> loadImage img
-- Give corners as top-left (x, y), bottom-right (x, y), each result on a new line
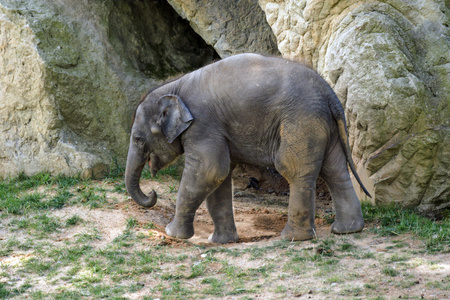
top-left (208, 230), bottom-right (239, 244)
top-left (165, 219), bottom-right (194, 240)
top-left (281, 223), bottom-right (316, 241)
top-left (331, 219), bottom-right (364, 235)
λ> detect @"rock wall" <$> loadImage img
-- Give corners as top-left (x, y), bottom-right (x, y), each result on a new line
top-left (166, 0), bottom-right (279, 57)
top-left (0, 0), bottom-right (218, 178)
top-left (0, 0), bottom-right (448, 210)
top-left (259, 0), bottom-right (449, 211)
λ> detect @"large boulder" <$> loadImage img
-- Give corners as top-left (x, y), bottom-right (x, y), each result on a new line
top-left (259, 0), bottom-right (449, 211)
top-left (1, 0), bottom-right (447, 211)
top-left (0, 0), bottom-right (217, 178)
top-left (166, 0), bottom-right (279, 57)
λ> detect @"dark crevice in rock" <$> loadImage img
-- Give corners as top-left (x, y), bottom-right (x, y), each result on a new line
top-left (107, 0), bottom-right (220, 79)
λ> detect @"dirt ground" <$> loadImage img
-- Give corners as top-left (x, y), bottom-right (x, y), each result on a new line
top-left (118, 165), bottom-right (335, 245)
top-left (122, 175), bottom-right (330, 245)
top-left (111, 174), bottom-right (448, 299)
top-left (2, 171), bottom-right (449, 299)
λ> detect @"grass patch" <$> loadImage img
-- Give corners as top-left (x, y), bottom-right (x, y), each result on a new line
top-left (75, 186), bottom-right (108, 208)
top-left (0, 192), bottom-right (44, 215)
top-left (75, 229), bottom-right (102, 243)
top-left (381, 267), bottom-right (399, 277)
top-left (1, 173), bottom-right (448, 299)
top-left (0, 282), bottom-right (30, 298)
top-left (202, 277), bottom-right (225, 295)
top-left (188, 261), bottom-right (208, 279)
top-left (9, 214), bottom-right (61, 235)
top-left (2, 173), bottom-right (81, 193)
top-left (362, 202), bottom-right (449, 253)
top-left (47, 190), bottom-right (73, 209)
top-left (23, 257), bottom-right (56, 275)
top-left (0, 173), bottom-right (80, 215)
top-left (339, 241), bottom-right (356, 252)
top-left (126, 217), bottom-right (138, 229)
top-left (66, 214), bottom-right (83, 227)
top-left (426, 274), bottom-right (450, 290)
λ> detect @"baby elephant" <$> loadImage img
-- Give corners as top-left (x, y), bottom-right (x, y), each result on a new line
top-left (125, 53), bottom-right (370, 244)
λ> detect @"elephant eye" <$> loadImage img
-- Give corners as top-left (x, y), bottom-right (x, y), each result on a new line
top-left (134, 136), bottom-right (144, 145)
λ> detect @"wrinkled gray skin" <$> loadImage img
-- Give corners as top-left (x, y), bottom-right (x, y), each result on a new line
top-left (125, 53), bottom-right (370, 244)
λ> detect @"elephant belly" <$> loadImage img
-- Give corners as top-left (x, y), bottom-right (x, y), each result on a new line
top-left (224, 120), bottom-right (280, 168)
top-left (228, 142), bottom-right (276, 168)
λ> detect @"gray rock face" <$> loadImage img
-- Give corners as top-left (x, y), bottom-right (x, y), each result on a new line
top-left (0, 0), bottom-right (217, 178)
top-left (0, 0), bottom-right (447, 210)
top-left (166, 0), bottom-right (280, 57)
top-left (260, 0), bottom-right (449, 210)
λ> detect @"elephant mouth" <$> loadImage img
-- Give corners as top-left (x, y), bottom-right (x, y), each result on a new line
top-left (148, 154), bottom-right (160, 178)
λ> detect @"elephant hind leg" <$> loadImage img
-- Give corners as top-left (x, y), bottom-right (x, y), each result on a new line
top-left (275, 124), bottom-right (327, 241)
top-left (280, 182), bottom-right (318, 241)
top-left (320, 140), bottom-right (364, 234)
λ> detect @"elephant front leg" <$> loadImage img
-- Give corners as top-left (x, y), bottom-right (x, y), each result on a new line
top-left (165, 195), bottom-right (198, 240)
top-left (165, 143), bottom-right (231, 240)
top-left (165, 177), bottom-right (215, 240)
top-left (206, 170), bottom-right (239, 244)
top-left (165, 183), bottom-right (209, 240)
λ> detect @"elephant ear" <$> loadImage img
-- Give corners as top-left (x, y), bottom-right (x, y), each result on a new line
top-left (156, 94), bottom-right (194, 143)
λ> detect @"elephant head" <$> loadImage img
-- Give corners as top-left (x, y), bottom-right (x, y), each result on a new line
top-left (125, 94), bottom-right (194, 207)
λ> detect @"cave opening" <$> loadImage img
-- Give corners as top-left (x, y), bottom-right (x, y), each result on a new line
top-left (108, 0), bottom-right (220, 80)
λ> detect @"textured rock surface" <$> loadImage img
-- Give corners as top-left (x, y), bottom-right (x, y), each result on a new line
top-left (259, 0), bottom-right (449, 210)
top-left (0, 0), bottom-right (448, 210)
top-left (0, 0), bottom-right (217, 178)
top-left (166, 0), bottom-right (279, 57)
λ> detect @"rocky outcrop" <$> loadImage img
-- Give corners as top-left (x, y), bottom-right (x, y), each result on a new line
top-left (166, 0), bottom-right (279, 57)
top-left (0, 0), bottom-right (217, 178)
top-left (259, 0), bottom-right (449, 211)
top-left (1, 0), bottom-right (447, 211)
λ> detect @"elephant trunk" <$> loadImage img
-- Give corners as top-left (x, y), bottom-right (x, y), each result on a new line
top-left (125, 155), bottom-right (157, 208)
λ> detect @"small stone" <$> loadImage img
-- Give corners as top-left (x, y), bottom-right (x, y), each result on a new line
top-left (234, 191), bottom-right (256, 198)
top-left (81, 168), bottom-right (93, 180)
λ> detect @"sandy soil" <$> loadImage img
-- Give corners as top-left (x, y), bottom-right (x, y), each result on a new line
top-left (2, 173), bottom-right (448, 299)
top-left (108, 176), bottom-right (449, 299)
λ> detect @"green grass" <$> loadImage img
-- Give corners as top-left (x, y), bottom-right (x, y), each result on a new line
top-left (381, 266), bottom-right (399, 277)
top-left (0, 173), bottom-right (449, 299)
top-left (0, 282), bottom-right (31, 298)
top-left (2, 173), bottom-right (81, 193)
top-left (48, 190), bottom-right (74, 209)
top-left (75, 186), bottom-right (108, 208)
top-left (201, 277), bottom-right (225, 295)
top-left (362, 202), bottom-right (449, 253)
top-left (8, 214), bottom-right (61, 236)
top-left (66, 214), bottom-right (83, 227)
top-left (0, 173), bottom-right (81, 215)
top-left (126, 217), bottom-right (138, 229)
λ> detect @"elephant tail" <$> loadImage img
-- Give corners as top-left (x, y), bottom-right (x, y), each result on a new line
top-left (329, 96), bottom-right (372, 198)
